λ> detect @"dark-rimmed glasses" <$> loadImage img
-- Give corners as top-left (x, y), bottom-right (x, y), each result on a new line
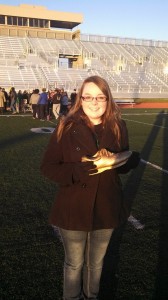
top-left (81, 96), bottom-right (107, 102)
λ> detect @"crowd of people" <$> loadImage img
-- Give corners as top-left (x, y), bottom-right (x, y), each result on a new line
top-left (0, 86), bottom-right (77, 120)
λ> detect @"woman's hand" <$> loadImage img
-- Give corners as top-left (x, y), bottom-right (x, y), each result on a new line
top-left (81, 149), bottom-right (132, 175)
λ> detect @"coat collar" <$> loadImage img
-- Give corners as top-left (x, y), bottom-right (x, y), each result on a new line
top-left (69, 121), bottom-right (119, 154)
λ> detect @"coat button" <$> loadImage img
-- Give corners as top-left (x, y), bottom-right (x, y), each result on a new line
top-left (76, 146), bottom-right (80, 151)
top-left (82, 183), bottom-right (86, 188)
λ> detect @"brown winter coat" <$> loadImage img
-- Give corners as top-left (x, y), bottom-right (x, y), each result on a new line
top-left (40, 120), bottom-right (130, 231)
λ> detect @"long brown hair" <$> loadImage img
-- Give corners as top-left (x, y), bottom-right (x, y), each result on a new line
top-left (57, 75), bottom-right (122, 145)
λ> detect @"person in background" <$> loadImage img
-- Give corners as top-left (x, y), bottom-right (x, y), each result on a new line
top-left (29, 89), bottom-right (40, 119)
top-left (70, 88), bottom-right (77, 107)
top-left (47, 95), bottom-right (53, 120)
top-left (16, 90), bottom-right (23, 113)
top-left (37, 88), bottom-right (48, 121)
top-left (59, 88), bottom-right (65, 115)
top-left (52, 88), bottom-right (62, 119)
top-left (40, 75), bottom-right (140, 300)
top-left (9, 87), bottom-right (17, 114)
top-left (0, 87), bottom-right (5, 114)
top-left (21, 90), bottom-right (29, 112)
top-left (15, 90), bottom-right (22, 113)
top-left (47, 89), bottom-right (55, 119)
top-left (60, 91), bottom-right (69, 116)
top-left (2, 88), bottom-right (8, 111)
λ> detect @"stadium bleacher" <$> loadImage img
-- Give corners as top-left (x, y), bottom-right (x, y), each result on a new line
top-left (0, 34), bottom-right (168, 98)
top-left (0, 1), bottom-right (168, 101)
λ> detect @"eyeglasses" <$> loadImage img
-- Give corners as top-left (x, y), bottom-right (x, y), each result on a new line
top-left (81, 96), bottom-right (107, 102)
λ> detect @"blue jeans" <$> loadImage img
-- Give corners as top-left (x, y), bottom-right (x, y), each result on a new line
top-left (59, 228), bottom-right (113, 300)
top-left (10, 99), bottom-right (16, 112)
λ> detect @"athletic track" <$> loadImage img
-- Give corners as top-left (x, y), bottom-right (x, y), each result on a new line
top-left (121, 102), bottom-right (168, 109)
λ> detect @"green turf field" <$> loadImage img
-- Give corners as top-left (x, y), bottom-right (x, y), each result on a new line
top-left (1, 109), bottom-right (168, 300)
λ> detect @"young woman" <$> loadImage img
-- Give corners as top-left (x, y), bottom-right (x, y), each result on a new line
top-left (29, 89), bottom-right (40, 119)
top-left (41, 75), bottom-right (140, 300)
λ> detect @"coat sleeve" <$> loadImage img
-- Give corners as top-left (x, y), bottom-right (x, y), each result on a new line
top-left (40, 129), bottom-right (75, 185)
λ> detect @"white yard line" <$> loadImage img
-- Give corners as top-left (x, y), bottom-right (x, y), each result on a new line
top-left (141, 159), bottom-right (168, 174)
top-left (128, 215), bottom-right (145, 230)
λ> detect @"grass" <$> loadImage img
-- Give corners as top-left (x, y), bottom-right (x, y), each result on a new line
top-left (1, 110), bottom-right (168, 299)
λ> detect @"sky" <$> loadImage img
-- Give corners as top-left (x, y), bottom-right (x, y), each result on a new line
top-left (0, 0), bottom-right (168, 42)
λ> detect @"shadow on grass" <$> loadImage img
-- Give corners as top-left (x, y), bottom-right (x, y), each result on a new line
top-left (0, 130), bottom-right (50, 150)
top-left (99, 110), bottom-right (168, 299)
top-left (153, 112), bottom-right (168, 300)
